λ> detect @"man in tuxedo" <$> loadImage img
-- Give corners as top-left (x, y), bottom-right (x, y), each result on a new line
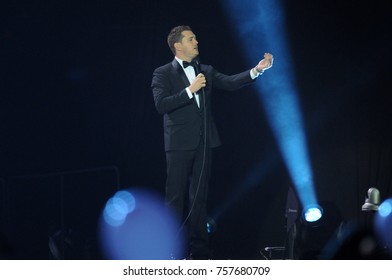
top-left (151, 25), bottom-right (273, 259)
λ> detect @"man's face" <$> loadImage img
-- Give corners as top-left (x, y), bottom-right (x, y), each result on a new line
top-left (176, 30), bottom-right (199, 61)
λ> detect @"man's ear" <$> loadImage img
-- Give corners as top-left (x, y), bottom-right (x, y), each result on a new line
top-left (174, 42), bottom-right (182, 52)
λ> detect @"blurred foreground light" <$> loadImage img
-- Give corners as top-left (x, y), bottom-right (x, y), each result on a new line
top-left (378, 199), bottom-right (392, 217)
top-left (374, 198), bottom-right (392, 255)
top-left (103, 190), bottom-right (136, 227)
top-left (99, 187), bottom-right (185, 260)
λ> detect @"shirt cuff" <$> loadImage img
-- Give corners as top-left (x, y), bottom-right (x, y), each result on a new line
top-left (186, 87), bottom-right (193, 99)
top-left (250, 69), bottom-right (261, 79)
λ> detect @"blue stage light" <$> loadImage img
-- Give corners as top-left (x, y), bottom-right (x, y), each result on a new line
top-left (378, 198), bottom-right (392, 217)
top-left (222, 0), bottom-right (319, 213)
top-left (374, 198), bottom-right (392, 255)
top-left (303, 205), bottom-right (323, 223)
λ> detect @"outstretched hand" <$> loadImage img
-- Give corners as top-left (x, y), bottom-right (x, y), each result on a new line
top-left (256, 52), bottom-right (273, 72)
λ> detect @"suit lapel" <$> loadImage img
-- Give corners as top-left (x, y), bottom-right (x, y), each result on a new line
top-left (172, 59), bottom-right (201, 109)
top-left (172, 59), bottom-right (190, 88)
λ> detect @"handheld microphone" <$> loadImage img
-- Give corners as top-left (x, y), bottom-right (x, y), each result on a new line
top-left (192, 56), bottom-right (202, 75)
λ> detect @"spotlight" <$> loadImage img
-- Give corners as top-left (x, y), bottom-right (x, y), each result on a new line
top-left (303, 204), bottom-right (323, 223)
top-left (294, 202), bottom-right (342, 259)
top-left (362, 187), bottom-right (380, 211)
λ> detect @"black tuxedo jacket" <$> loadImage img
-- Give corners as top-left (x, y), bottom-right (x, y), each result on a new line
top-left (151, 58), bottom-right (255, 151)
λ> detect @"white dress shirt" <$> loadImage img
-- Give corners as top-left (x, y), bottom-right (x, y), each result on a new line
top-left (175, 57), bottom-right (200, 107)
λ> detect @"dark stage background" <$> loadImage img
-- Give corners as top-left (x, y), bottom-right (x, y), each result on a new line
top-left (1, 0), bottom-right (391, 259)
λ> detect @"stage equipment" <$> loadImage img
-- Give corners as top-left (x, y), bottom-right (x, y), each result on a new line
top-left (362, 187), bottom-right (380, 211)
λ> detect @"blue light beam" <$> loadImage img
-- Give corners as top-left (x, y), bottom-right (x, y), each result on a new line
top-left (222, 0), bottom-right (318, 209)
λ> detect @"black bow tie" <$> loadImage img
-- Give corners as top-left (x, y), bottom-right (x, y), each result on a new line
top-left (182, 61), bottom-right (194, 68)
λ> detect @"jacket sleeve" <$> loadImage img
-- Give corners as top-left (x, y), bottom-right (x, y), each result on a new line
top-left (209, 66), bottom-right (255, 91)
top-left (151, 67), bottom-right (192, 115)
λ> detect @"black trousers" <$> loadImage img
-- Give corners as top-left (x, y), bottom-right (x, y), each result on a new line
top-left (165, 138), bottom-right (211, 258)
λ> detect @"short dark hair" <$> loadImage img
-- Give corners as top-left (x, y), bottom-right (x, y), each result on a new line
top-left (167, 25), bottom-right (192, 55)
